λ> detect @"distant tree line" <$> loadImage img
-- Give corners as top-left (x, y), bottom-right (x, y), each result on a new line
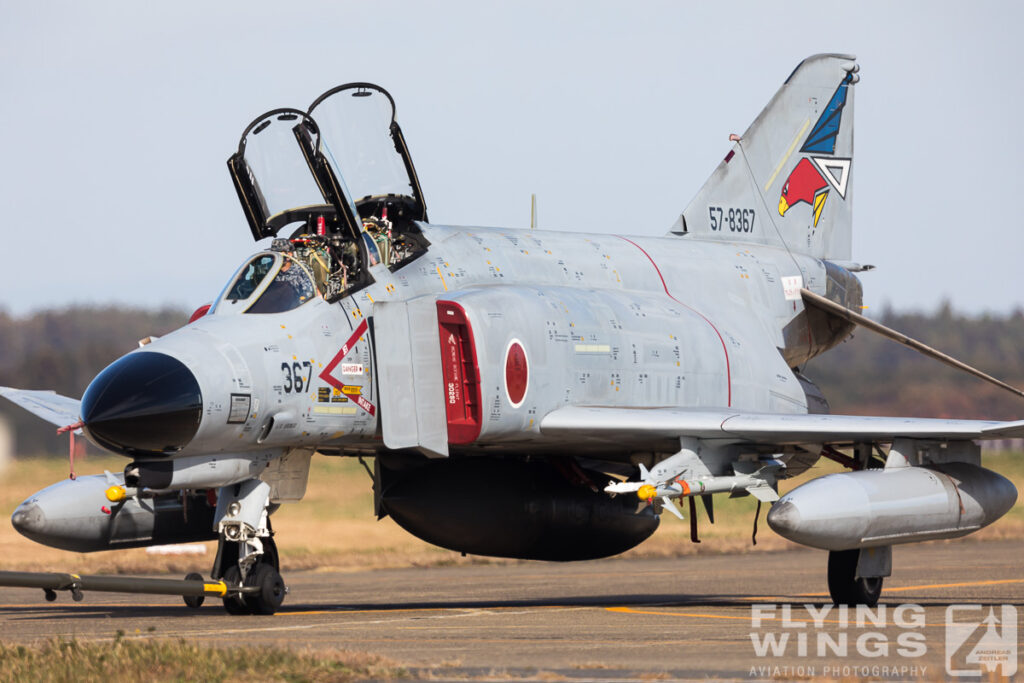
top-left (0, 306), bottom-right (189, 457)
top-left (804, 302), bottom-right (1024, 420)
top-left (1, 303), bottom-right (1023, 458)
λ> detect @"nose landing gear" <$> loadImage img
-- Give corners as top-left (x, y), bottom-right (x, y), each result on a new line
top-left (212, 479), bottom-right (287, 615)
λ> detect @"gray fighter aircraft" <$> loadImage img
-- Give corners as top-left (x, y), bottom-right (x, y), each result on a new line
top-left (2, 54), bottom-right (1021, 614)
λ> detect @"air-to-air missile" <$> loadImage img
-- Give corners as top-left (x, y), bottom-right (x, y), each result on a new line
top-left (604, 472), bottom-right (778, 502)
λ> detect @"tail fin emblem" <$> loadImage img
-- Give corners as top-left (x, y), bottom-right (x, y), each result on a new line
top-left (779, 158), bottom-right (829, 226)
top-left (779, 73), bottom-right (854, 228)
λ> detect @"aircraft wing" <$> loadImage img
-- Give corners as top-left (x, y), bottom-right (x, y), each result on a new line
top-left (0, 387), bottom-right (82, 434)
top-left (540, 406), bottom-right (1024, 446)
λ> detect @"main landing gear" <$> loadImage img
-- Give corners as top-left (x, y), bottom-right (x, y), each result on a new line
top-left (827, 548), bottom-right (886, 607)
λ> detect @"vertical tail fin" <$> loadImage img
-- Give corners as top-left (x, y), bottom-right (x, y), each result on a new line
top-left (673, 54), bottom-right (859, 260)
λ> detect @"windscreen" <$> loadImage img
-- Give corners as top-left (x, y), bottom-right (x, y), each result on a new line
top-left (310, 87), bottom-right (414, 202)
top-left (246, 257), bottom-right (316, 314)
top-left (227, 254), bottom-right (276, 301)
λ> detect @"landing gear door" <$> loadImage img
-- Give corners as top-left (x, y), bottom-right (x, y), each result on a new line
top-left (308, 84), bottom-right (428, 223)
top-left (374, 297), bottom-right (448, 458)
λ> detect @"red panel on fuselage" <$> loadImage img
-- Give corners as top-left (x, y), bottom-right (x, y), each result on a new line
top-left (437, 301), bottom-right (482, 444)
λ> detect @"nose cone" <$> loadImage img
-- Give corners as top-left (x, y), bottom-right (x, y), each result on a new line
top-left (10, 475), bottom-right (126, 552)
top-left (81, 352), bottom-right (202, 457)
top-left (767, 474), bottom-right (871, 550)
top-left (11, 499), bottom-right (46, 540)
top-left (766, 499), bottom-right (801, 536)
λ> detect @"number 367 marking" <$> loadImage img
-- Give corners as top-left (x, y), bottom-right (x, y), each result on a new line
top-left (709, 206), bottom-right (755, 233)
top-left (281, 361), bottom-right (313, 393)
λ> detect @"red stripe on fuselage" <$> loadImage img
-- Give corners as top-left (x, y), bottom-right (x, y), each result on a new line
top-left (615, 236), bottom-right (733, 407)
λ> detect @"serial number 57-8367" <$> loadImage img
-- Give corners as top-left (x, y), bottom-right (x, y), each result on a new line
top-left (708, 206), bottom-right (755, 233)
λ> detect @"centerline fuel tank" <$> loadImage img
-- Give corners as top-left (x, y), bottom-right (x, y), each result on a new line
top-left (378, 456), bottom-right (659, 561)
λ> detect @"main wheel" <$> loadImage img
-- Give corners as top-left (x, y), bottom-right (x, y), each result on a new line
top-left (244, 562), bottom-right (286, 615)
top-left (221, 565), bottom-right (251, 615)
top-left (828, 549), bottom-right (883, 607)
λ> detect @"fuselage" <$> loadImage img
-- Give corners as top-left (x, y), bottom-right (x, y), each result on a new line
top-left (86, 224), bottom-right (860, 462)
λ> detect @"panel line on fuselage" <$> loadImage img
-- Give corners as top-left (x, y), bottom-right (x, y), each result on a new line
top-left (614, 235), bottom-right (732, 407)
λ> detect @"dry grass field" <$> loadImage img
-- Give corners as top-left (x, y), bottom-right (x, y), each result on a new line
top-left (1, 450), bottom-right (1022, 576)
top-left (0, 637), bottom-right (402, 682)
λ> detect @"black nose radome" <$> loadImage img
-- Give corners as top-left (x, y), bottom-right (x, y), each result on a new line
top-left (81, 352), bottom-right (202, 457)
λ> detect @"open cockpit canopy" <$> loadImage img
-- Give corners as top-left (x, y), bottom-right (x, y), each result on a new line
top-left (229, 109), bottom-right (359, 241)
top-left (227, 84), bottom-right (429, 300)
top-left (308, 83), bottom-right (427, 223)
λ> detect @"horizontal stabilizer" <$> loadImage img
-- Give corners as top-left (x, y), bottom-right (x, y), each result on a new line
top-left (0, 387), bottom-right (82, 434)
top-left (801, 288), bottom-right (1024, 400)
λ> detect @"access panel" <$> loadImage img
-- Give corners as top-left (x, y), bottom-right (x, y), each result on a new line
top-left (437, 301), bottom-right (482, 445)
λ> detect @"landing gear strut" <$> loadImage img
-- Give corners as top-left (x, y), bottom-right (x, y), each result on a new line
top-left (828, 548), bottom-right (883, 607)
top-left (212, 479), bottom-right (287, 615)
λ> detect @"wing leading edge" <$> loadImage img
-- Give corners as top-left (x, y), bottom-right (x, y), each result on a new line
top-left (540, 406), bottom-right (1024, 446)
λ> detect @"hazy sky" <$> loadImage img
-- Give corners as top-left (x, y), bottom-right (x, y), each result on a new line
top-left (1, 1), bottom-right (1020, 316)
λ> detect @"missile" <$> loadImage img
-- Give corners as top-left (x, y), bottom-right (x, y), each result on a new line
top-left (766, 462), bottom-right (1017, 551)
top-left (604, 473), bottom-right (779, 502)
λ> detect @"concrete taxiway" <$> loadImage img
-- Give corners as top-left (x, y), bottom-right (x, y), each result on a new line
top-left (1, 540), bottom-right (1022, 679)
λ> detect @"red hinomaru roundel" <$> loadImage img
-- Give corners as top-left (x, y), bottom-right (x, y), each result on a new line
top-left (504, 340), bottom-right (528, 407)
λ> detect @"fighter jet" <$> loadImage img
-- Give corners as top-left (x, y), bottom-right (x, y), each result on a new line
top-left (2, 56), bottom-right (1021, 614)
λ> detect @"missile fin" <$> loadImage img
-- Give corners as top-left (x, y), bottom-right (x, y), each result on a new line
top-left (746, 482), bottom-right (779, 502)
top-left (661, 497), bottom-right (684, 520)
top-left (701, 494), bottom-right (715, 524)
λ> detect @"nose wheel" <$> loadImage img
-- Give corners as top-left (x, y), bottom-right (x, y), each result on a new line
top-left (221, 565), bottom-right (249, 615)
top-left (216, 534), bottom-right (286, 615)
top-left (245, 562), bottom-right (287, 615)
top-left (220, 560), bottom-right (286, 615)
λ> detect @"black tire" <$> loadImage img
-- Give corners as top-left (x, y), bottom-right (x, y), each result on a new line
top-left (245, 562), bottom-right (286, 615)
top-left (262, 535), bottom-right (280, 572)
top-left (828, 549), bottom-right (883, 607)
top-left (221, 565), bottom-right (251, 615)
top-left (211, 540), bottom-right (240, 581)
top-left (183, 572), bottom-right (205, 609)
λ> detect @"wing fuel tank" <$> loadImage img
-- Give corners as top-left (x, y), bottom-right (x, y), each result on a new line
top-left (767, 463), bottom-right (1017, 550)
top-left (11, 474), bottom-right (217, 552)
